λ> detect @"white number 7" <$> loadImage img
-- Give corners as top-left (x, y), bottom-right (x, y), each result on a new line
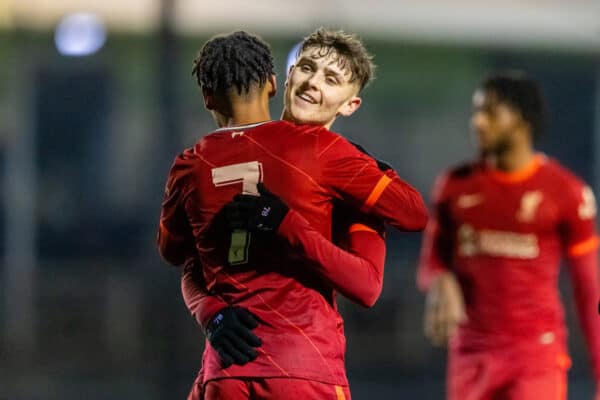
top-left (212, 161), bottom-right (263, 264)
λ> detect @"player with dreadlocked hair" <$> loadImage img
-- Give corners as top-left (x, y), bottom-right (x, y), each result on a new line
top-left (190, 31), bottom-right (277, 128)
top-left (159, 30), bottom-right (426, 399)
top-left (192, 31), bottom-right (274, 96)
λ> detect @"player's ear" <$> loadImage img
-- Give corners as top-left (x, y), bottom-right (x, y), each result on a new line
top-left (267, 74), bottom-right (277, 98)
top-left (337, 96), bottom-right (362, 117)
top-left (202, 88), bottom-right (216, 110)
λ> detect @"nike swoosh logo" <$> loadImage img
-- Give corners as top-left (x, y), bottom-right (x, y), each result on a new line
top-left (457, 193), bottom-right (483, 209)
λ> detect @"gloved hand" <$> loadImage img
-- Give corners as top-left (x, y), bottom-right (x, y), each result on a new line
top-left (206, 306), bottom-right (262, 368)
top-left (224, 183), bottom-right (289, 232)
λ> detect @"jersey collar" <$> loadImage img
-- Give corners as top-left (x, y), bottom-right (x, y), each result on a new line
top-left (214, 120), bottom-right (273, 132)
top-left (486, 153), bottom-right (546, 184)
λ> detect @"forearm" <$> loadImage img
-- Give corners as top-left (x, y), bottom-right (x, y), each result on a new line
top-left (279, 210), bottom-right (385, 307)
top-left (568, 251), bottom-right (600, 381)
top-left (181, 262), bottom-right (229, 331)
top-left (417, 221), bottom-right (451, 292)
top-left (323, 138), bottom-right (427, 231)
top-left (367, 172), bottom-right (428, 232)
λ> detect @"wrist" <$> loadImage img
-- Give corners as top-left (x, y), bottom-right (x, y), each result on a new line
top-left (428, 269), bottom-right (452, 291)
top-left (276, 209), bottom-right (308, 246)
top-left (205, 306), bottom-right (230, 335)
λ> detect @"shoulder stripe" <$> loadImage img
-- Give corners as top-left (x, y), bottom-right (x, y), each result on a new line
top-left (195, 151), bottom-right (217, 168)
top-left (318, 136), bottom-right (342, 158)
top-left (361, 175), bottom-right (392, 212)
top-left (568, 235), bottom-right (599, 257)
top-left (243, 135), bottom-right (321, 188)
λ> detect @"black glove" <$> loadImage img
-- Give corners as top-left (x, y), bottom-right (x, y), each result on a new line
top-left (206, 306), bottom-right (262, 368)
top-left (224, 183), bottom-right (289, 232)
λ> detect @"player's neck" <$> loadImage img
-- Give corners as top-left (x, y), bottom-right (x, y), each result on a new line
top-left (224, 101), bottom-right (271, 127)
top-left (491, 144), bottom-right (535, 172)
top-left (216, 90), bottom-right (272, 128)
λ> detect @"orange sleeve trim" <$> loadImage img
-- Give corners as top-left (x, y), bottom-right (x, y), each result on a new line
top-left (361, 175), bottom-right (392, 212)
top-left (568, 235), bottom-right (599, 257)
top-left (556, 353), bottom-right (572, 370)
top-left (348, 223), bottom-right (377, 234)
top-left (335, 386), bottom-right (347, 400)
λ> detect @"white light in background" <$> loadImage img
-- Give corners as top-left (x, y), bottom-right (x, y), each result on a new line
top-left (55, 13), bottom-right (107, 57)
top-left (286, 42), bottom-right (302, 76)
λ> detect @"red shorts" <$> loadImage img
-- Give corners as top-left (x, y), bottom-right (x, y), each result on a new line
top-left (447, 344), bottom-right (570, 400)
top-left (188, 377), bottom-right (350, 400)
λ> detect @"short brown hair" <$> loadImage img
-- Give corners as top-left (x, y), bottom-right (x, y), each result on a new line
top-left (299, 28), bottom-right (375, 92)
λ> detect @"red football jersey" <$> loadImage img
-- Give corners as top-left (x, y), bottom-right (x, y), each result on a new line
top-left (180, 206), bottom-right (386, 327)
top-left (418, 154), bottom-right (600, 377)
top-left (159, 120), bottom-right (426, 386)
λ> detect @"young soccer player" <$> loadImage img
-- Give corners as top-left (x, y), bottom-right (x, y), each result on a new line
top-left (159, 30), bottom-right (427, 399)
top-left (418, 72), bottom-right (600, 400)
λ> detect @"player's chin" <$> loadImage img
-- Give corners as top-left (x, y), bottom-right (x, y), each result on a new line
top-left (477, 141), bottom-right (495, 156)
top-left (290, 111), bottom-right (323, 126)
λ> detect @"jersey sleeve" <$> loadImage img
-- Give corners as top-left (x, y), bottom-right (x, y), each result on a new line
top-left (561, 180), bottom-right (600, 381)
top-left (157, 153), bottom-right (196, 266)
top-left (417, 172), bottom-right (454, 291)
top-left (278, 209), bottom-right (385, 308)
top-left (181, 260), bottom-right (229, 331)
top-left (319, 136), bottom-right (428, 231)
top-left (561, 182), bottom-right (598, 254)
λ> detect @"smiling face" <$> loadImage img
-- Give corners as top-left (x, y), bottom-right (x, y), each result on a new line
top-left (282, 46), bottom-right (362, 129)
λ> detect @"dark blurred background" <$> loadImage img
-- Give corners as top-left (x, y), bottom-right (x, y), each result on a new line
top-left (1, 1), bottom-right (599, 398)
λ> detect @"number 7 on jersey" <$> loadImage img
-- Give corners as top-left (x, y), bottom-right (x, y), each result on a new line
top-left (212, 161), bottom-right (262, 265)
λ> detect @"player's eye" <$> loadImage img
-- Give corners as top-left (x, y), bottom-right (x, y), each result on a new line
top-left (299, 64), bottom-right (312, 72)
top-left (326, 76), bottom-right (339, 85)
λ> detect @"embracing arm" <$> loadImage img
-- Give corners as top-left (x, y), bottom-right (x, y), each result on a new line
top-left (278, 210), bottom-right (385, 308)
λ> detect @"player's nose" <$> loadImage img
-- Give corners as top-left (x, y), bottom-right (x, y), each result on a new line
top-left (305, 71), bottom-right (321, 90)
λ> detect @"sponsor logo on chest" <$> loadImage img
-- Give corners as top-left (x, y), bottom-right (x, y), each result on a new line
top-left (458, 224), bottom-right (539, 259)
top-left (455, 190), bottom-right (548, 259)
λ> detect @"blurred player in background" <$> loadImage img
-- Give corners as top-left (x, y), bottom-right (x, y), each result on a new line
top-left (418, 72), bottom-right (600, 400)
top-left (158, 30), bottom-right (427, 399)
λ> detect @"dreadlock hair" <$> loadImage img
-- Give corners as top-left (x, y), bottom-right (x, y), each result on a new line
top-left (298, 28), bottom-right (375, 92)
top-left (480, 71), bottom-right (546, 140)
top-left (192, 31), bottom-right (274, 96)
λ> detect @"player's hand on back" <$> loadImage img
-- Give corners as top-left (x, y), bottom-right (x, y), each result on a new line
top-left (223, 183), bottom-right (289, 233)
top-left (206, 306), bottom-right (263, 368)
top-left (424, 271), bottom-right (467, 346)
